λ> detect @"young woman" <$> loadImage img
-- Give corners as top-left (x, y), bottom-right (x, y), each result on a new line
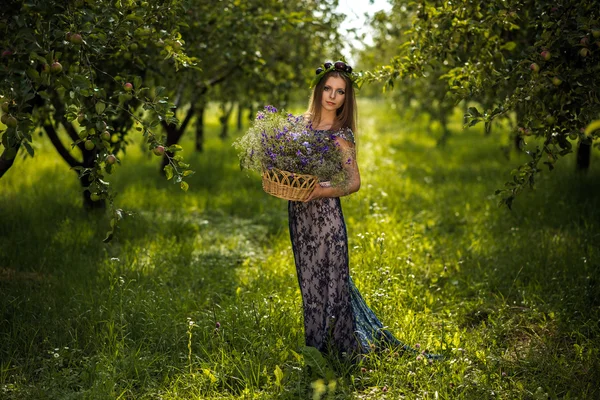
top-left (288, 60), bottom-right (415, 360)
top-left (288, 61), bottom-right (442, 362)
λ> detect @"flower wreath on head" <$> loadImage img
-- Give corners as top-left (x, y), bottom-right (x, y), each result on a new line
top-left (310, 60), bottom-right (360, 89)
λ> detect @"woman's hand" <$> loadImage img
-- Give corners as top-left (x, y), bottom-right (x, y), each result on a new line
top-left (304, 184), bottom-right (327, 202)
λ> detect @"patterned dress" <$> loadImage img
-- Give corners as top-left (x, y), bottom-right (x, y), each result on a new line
top-left (288, 128), bottom-right (416, 359)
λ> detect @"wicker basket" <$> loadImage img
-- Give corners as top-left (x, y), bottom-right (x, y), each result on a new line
top-left (262, 167), bottom-right (317, 201)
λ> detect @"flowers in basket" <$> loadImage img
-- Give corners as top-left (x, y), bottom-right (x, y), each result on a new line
top-left (234, 105), bottom-right (349, 200)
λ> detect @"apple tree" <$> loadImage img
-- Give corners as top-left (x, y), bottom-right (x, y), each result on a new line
top-left (365, 0), bottom-right (600, 207)
top-left (0, 0), bottom-right (194, 231)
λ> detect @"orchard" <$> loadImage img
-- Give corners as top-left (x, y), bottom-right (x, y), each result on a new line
top-left (1, 1), bottom-right (599, 399)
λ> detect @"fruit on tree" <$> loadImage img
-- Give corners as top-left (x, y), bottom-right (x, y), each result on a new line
top-left (580, 37), bottom-right (590, 46)
top-left (101, 131), bottom-right (111, 141)
top-left (106, 154), bottom-right (117, 164)
top-left (153, 145), bottom-right (165, 156)
top-left (70, 33), bottom-right (83, 45)
top-left (1, 102), bottom-right (9, 113)
top-left (593, 29), bottom-right (600, 39)
top-left (123, 82), bottom-right (133, 92)
top-left (5, 115), bottom-right (18, 128)
top-left (540, 50), bottom-right (551, 60)
top-left (579, 48), bottom-right (590, 57)
top-left (552, 77), bottom-right (562, 86)
top-left (77, 113), bottom-right (85, 124)
top-left (84, 140), bottom-right (95, 150)
top-left (530, 63), bottom-right (540, 72)
top-left (545, 115), bottom-right (556, 125)
top-left (569, 132), bottom-right (578, 140)
top-left (1, 114), bottom-right (9, 125)
top-left (50, 61), bottom-right (63, 74)
top-left (1, 50), bottom-right (12, 57)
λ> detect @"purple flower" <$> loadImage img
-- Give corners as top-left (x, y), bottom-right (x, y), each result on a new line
top-left (264, 105), bottom-right (277, 113)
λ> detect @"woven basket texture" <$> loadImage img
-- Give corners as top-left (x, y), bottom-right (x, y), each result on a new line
top-left (262, 167), bottom-right (317, 201)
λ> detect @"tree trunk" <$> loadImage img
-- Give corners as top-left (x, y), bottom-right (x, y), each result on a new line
top-left (195, 103), bottom-right (205, 152)
top-left (43, 123), bottom-right (105, 210)
top-left (219, 102), bottom-right (234, 140)
top-left (237, 102), bottom-right (243, 131)
top-left (576, 141), bottom-right (591, 171)
top-left (436, 112), bottom-right (450, 146)
top-left (248, 104), bottom-right (254, 122)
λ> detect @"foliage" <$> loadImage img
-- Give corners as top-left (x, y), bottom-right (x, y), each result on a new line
top-left (0, 0), bottom-right (195, 230)
top-left (364, 0), bottom-right (600, 207)
top-left (1, 100), bottom-right (599, 399)
top-left (234, 105), bottom-right (349, 185)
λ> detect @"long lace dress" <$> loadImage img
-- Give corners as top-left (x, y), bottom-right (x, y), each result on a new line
top-left (288, 128), bottom-right (417, 359)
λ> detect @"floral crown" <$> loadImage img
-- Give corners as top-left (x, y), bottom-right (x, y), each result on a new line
top-left (310, 60), bottom-right (359, 88)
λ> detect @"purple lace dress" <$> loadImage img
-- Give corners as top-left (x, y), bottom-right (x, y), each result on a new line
top-left (288, 128), bottom-right (420, 358)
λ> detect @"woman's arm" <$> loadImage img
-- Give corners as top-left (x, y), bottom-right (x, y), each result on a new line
top-left (304, 136), bottom-right (360, 201)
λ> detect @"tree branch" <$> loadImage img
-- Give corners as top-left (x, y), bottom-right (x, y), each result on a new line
top-left (48, 89), bottom-right (85, 151)
top-left (43, 124), bottom-right (83, 169)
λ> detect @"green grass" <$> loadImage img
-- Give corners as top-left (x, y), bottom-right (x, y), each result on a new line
top-left (1, 99), bottom-right (599, 399)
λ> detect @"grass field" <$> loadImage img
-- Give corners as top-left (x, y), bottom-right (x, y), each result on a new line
top-left (1, 99), bottom-right (599, 399)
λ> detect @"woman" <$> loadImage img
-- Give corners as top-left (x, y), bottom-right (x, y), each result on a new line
top-left (288, 61), bottom-right (419, 360)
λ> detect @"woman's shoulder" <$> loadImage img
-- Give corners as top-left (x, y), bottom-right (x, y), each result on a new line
top-left (332, 127), bottom-right (355, 144)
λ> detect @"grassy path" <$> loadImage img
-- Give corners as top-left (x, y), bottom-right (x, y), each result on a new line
top-left (1, 100), bottom-right (599, 399)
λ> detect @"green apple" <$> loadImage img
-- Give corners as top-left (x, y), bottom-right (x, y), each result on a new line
top-left (5, 115), bottom-right (17, 128)
top-left (84, 139), bottom-right (95, 150)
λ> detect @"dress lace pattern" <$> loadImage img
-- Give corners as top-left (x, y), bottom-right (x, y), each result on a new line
top-left (288, 128), bottom-right (434, 359)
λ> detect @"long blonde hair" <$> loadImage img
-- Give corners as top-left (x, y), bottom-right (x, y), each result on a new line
top-left (306, 70), bottom-right (357, 134)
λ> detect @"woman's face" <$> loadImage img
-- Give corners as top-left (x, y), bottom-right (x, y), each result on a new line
top-left (320, 75), bottom-right (346, 113)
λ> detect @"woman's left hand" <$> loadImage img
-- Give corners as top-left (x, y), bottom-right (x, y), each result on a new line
top-left (304, 184), bottom-right (327, 202)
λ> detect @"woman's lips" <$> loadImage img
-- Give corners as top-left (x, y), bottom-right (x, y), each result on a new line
top-left (326, 101), bottom-right (335, 105)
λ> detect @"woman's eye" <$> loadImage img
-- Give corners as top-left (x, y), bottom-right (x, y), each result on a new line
top-left (324, 86), bottom-right (330, 91)
top-left (337, 90), bottom-right (345, 95)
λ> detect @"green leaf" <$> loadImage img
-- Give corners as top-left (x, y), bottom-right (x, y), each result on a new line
top-left (26, 68), bottom-right (40, 81)
top-left (95, 101), bottom-right (106, 114)
top-left (299, 346), bottom-right (329, 377)
top-left (164, 164), bottom-right (174, 180)
top-left (500, 41), bottom-right (517, 51)
top-left (180, 181), bottom-right (189, 192)
top-left (23, 141), bottom-right (35, 157)
top-left (274, 365), bottom-right (283, 387)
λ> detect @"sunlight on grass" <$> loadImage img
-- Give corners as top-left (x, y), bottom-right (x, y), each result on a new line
top-left (1, 99), bottom-right (599, 399)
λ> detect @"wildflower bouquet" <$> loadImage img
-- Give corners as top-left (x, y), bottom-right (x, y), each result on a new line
top-left (234, 105), bottom-right (348, 200)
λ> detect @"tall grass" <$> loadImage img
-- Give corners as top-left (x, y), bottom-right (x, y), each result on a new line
top-left (1, 99), bottom-right (599, 399)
